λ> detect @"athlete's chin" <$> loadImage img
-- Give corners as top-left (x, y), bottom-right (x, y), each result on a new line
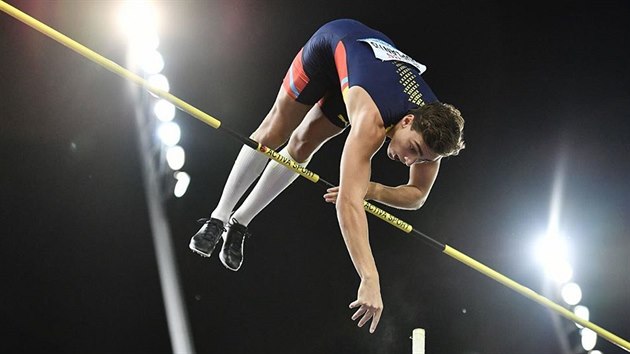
top-left (386, 147), bottom-right (394, 160)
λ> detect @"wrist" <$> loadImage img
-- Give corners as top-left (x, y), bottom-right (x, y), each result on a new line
top-left (361, 271), bottom-right (379, 282)
top-left (366, 182), bottom-right (380, 201)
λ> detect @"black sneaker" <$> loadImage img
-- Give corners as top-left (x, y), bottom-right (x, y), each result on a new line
top-left (219, 219), bottom-right (250, 271)
top-left (189, 218), bottom-right (225, 257)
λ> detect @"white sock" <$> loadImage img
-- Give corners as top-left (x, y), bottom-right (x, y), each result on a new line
top-left (210, 145), bottom-right (269, 223)
top-left (232, 148), bottom-right (310, 226)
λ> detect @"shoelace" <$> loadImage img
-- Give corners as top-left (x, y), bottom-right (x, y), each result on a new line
top-left (229, 218), bottom-right (251, 239)
top-left (196, 218), bottom-right (226, 234)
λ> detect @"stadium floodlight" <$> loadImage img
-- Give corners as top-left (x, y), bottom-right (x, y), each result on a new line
top-left (118, 0), bottom-right (159, 48)
top-left (573, 305), bottom-right (590, 329)
top-left (126, 29), bottom-right (159, 53)
top-left (546, 258), bottom-right (573, 284)
top-left (581, 328), bottom-right (598, 351)
top-left (147, 74), bottom-right (170, 98)
top-left (561, 282), bottom-right (582, 306)
top-left (157, 121), bottom-right (181, 147)
top-left (166, 145), bottom-right (185, 171)
top-left (534, 232), bottom-right (573, 283)
top-left (173, 171), bottom-right (190, 198)
top-left (154, 99), bottom-right (176, 121)
top-left (139, 49), bottom-right (164, 74)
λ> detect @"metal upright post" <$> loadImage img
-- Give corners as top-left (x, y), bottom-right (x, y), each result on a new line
top-left (130, 78), bottom-right (195, 354)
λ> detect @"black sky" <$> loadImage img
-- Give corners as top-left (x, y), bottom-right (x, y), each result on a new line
top-left (1, 1), bottom-right (629, 353)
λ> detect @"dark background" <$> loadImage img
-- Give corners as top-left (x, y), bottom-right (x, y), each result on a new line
top-left (1, 1), bottom-right (629, 353)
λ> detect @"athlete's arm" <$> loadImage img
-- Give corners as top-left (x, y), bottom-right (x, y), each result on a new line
top-left (324, 160), bottom-right (440, 210)
top-left (366, 159), bottom-right (440, 209)
top-left (336, 86), bottom-right (386, 333)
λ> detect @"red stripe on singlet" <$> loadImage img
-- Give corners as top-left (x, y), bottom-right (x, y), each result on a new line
top-left (282, 48), bottom-right (309, 99)
top-left (333, 42), bottom-right (349, 93)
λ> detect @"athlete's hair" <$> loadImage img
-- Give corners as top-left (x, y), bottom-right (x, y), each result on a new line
top-left (409, 102), bottom-right (465, 157)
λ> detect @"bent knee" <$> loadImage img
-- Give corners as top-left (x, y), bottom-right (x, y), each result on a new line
top-left (251, 128), bottom-right (289, 149)
top-left (286, 136), bottom-right (315, 163)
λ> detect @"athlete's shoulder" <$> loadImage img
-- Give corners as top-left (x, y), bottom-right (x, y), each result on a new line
top-left (317, 18), bottom-right (373, 34)
top-left (322, 18), bottom-right (367, 27)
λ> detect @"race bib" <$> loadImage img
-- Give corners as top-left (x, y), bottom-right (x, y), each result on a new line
top-left (358, 38), bottom-right (427, 74)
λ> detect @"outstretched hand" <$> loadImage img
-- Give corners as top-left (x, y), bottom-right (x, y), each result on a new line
top-left (349, 278), bottom-right (383, 333)
top-left (323, 186), bottom-right (339, 204)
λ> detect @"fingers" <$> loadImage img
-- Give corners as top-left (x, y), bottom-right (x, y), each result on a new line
top-left (349, 302), bottom-right (382, 333)
top-left (370, 308), bottom-right (382, 333)
top-left (351, 307), bottom-right (367, 320)
top-left (357, 308), bottom-right (372, 328)
top-left (323, 187), bottom-right (339, 204)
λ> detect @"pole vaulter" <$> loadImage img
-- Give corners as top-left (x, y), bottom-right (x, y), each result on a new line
top-left (1, 1), bottom-right (628, 351)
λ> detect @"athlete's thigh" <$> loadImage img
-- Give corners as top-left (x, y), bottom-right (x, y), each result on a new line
top-left (251, 87), bottom-right (312, 148)
top-left (287, 104), bottom-right (345, 161)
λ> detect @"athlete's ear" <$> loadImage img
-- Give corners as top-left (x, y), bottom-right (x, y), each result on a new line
top-left (402, 114), bottom-right (414, 127)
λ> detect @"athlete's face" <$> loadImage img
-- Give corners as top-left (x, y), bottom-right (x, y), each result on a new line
top-left (386, 114), bottom-right (441, 166)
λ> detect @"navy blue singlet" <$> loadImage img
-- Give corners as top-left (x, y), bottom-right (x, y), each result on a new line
top-left (282, 19), bottom-right (438, 128)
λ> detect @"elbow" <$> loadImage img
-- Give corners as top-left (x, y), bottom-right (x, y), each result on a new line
top-left (407, 187), bottom-right (428, 210)
top-left (335, 194), bottom-right (363, 218)
top-left (335, 194), bottom-right (356, 213)
top-left (409, 197), bottom-right (426, 210)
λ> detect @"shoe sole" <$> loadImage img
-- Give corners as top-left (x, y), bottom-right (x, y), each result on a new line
top-left (189, 241), bottom-right (213, 257)
top-left (219, 252), bottom-right (241, 272)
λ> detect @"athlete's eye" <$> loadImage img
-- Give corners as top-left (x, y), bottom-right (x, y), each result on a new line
top-left (409, 142), bottom-right (418, 155)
